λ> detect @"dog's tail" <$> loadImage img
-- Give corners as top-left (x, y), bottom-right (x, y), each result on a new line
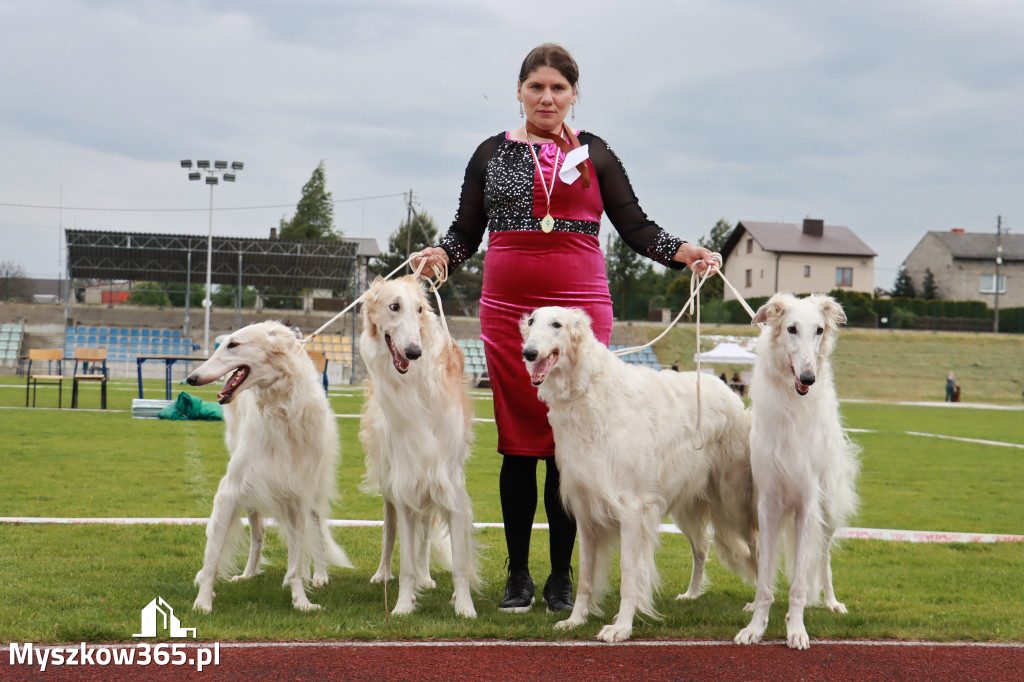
top-left (429, 514), bottom-right (454, 572)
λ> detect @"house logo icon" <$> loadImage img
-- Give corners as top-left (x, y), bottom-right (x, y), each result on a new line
top-left (133, 597), bottom-right (197, 638)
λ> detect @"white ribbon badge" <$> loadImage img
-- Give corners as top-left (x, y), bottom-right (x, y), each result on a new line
top-left (559, 144), bottom-right (590, 185)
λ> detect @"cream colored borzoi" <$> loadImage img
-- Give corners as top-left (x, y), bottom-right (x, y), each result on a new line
top-left (187, 321), bottom-right (352, 613)
top-left (358, 276), bottom-right (480, 618)
top-left (734, 293), bottom-right (860, 650)
top-left (521, 306), bottom-right (757, 642)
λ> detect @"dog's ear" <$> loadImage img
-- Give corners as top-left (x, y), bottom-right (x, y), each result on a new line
top-left (360, 279), bottom-right (383, 338)
top-left (752, 294), bottom-right (788, 326)
top-left (519, 311), bottom-right (533, 342)
top-left (567, 308), bottom-right (593, 346)
top-left (811, 294), bottom-right (847, 328)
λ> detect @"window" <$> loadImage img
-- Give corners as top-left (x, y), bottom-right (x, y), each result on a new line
top-left (745, 238), bottom-right (753, 254)
top-left (836, 267), bottom-right (853, 287)
top-left (979, 274), bottom-right (1007, 294)
top-left (745, 269), bottom-right (752, 288)
top-left (804, 265), bottom-right (811, 278)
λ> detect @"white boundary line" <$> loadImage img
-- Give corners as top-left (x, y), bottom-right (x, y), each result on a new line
top-left (904, 430), bottom-right (1024, 449)
top-left (1, 517), bottom-right (1021, 543)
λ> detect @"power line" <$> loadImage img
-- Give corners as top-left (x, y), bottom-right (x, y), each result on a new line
top-left (0, 192), bottom-right (407, 213)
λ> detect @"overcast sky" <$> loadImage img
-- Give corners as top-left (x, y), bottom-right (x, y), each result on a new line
top-left (1, 0), bottom-right (1021, 292)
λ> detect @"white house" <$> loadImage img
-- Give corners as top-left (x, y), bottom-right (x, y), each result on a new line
top-left (720, 219), bottom-right (876, 300)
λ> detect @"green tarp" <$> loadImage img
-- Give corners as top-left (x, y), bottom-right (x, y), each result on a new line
top-left (158, 392), bottom-right (224, 421)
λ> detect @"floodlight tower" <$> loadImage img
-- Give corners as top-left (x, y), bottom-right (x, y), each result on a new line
top-left (180, 159), bottom-right (244, 355)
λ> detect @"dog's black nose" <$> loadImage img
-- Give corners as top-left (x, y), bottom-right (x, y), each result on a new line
top-left (405, 346), bottom-right (422, 361)
top-left (799, 373), bottom-right (816, 386)
top-left (185, 374), bottom-right (199, 386)
top-left (523, 348), bottom-right (538, 362)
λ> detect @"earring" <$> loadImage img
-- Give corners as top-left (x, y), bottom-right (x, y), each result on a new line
top-left (571, 102), bottom-right (576, 121)
top-left (519, 102), bottom-right (524, 118)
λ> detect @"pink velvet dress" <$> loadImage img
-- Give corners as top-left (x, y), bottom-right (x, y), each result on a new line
top-left (440, 130), bottom-right (687, 457)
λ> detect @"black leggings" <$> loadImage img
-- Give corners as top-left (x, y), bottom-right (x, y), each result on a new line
top-left (499, 454), bottom-right (575, 575)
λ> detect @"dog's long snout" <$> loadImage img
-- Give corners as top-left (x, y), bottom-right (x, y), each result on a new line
top-left (523, 347), bottom-right (538, 362)
top-left (186, 372), bottom-right (200, 386)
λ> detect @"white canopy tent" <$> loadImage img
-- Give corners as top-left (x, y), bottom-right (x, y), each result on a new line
top-left (693, 342), bottom-right (757, 364)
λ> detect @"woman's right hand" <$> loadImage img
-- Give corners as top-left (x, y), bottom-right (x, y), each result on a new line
top-left (413, 247), bottom-right (450, 278)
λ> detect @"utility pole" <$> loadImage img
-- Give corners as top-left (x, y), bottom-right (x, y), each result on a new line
top-left (405, 189), bottom-right (414, 271)
top-left (994, 215), bottom-right (1003, 334)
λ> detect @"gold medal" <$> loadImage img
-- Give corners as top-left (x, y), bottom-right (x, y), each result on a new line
top-left (541, 214), bottom-right (555, 233)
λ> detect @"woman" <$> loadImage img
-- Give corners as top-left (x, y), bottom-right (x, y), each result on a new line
top-left (415, 43), bottom-right (717, 613)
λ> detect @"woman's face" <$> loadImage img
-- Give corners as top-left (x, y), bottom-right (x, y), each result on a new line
top-left (518, 66), bottom-right (576, 132)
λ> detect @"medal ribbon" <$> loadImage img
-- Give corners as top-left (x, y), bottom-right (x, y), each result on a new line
top-left (525, 121), bottom-right (591, 188)
top-left (524, 129), bottom-right (561, 227)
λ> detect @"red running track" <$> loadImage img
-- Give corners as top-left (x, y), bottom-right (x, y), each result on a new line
top-left (4, 641), bottom-right (1023, 681)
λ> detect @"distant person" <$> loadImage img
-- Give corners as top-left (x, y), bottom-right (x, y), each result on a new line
top-left (671, 360), bottom-right (680, 372)
top-left (945, 371), bottom-right (956, 402)
top-left (719, 372), bottom-right (728, 383)
top-left (732, 371), bottom-right (745, 397)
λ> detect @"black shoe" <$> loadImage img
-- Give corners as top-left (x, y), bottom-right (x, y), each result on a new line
top-left (543, 569), bottom-right (574, 613)
top-left (498, 567), bottom-right (535, 613)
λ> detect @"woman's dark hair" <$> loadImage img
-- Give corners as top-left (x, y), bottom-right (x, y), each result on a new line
top-left (518, 43), bottom-right (579, 89)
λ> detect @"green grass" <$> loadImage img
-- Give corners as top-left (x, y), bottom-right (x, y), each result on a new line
top-left (0, 331), bottom-right (1023, 643)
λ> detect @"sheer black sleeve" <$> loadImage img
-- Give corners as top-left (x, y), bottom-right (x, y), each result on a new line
top-left (582, 132), bottom-right (687, 270)
top-left (438, 133), bottom-right (504, 270)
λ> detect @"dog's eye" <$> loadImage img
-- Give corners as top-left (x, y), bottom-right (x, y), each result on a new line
top-left (527, 318), bottom-right (534, 327)
top-left (552, 322), bottom-right (562, 329)
top-left (389, 303), bottom-right (400, 312)
top-left (787, 325), bottom-right (797, 334)
top-left (418, 306), bottom-right (423, 314)
top-left (816, 327), bottom-right (824, 336)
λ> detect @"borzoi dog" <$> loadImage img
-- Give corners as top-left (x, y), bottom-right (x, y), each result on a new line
top-left (187, 321), bottom-right (352, 612)
top-left (358, 275), bottom-right (480, 618)
top-left (521, 306), bottom-right (757, 642)
top-left (734, 293), bottom-right (860, 649)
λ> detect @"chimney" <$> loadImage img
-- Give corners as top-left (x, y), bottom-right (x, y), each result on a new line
top-left (951, 228), bottom-right (965, 234)
top-left (802, 218), bottom-right (824, 237)
top-left (269, 227), bottom-right (277, 239)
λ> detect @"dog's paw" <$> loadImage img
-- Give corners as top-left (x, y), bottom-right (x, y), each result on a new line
top-left (391, 600), bottom-right (416, 616)
top-left (294, 601), bottom-right (322, 612)
top-left (742, 601), bottom-right (755, 612)
top-left (416, 577), bottom-right (437, 590)
top-left (453, 600), bottom-right (477, 619)
top-left (596, 623), bottom-right (633, 643)
top-left (312, 571), bottom-right (330, 588)
top-left (825, 599), bottom-right (847, 614)
top-left (369, 569), bottom-right (393, 584)
top-left (675, 588), bottom-right (703, 601)
top-left (229, 570), bottom-right (261, 583)
top-left (554, 616), bottom-right (585, 631)
top-left (733, 626), bottom-right (764, 645)
top-left (192, 596), bottom-right (213, 613)
top-left (787, 627), bottom-right (810, 650)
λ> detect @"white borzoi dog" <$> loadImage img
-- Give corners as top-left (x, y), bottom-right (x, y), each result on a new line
top-left (358, 275), bottom-right (480, 618)
top-left (186, 321), bottom-right (352, 612)
top-left (521, 306), bottom-right (757, 642)
top-left (734, 293), bottom-right (860, 650)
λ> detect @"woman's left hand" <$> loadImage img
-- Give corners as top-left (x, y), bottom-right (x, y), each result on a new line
top-left (673, 243), bottom-right (721, 274)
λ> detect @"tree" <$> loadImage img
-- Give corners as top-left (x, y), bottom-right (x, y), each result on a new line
top-left (0, 261), bottom-right (31, 302)
top-left (128, 282), bottom-right (171, 307)
top-left (892, 266), bottom-right (916, 298)
top-left (699, 218), bottom-right (734, 254)
top-left (606, 233), bottom-right (654, 319)
top-left (371, 210), bottom-right (440, 277)
top-left (279, 162), bottom-right (337, 241)
top-left (922, 268), bottom-right (938, 300)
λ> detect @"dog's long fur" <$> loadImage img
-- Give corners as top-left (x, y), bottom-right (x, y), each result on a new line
top-left (358, 276), bottom-right (480, 618)
top-left (186, 321), bottom-right (352, 612)
top-left (734, 293), bottom-right (860, 650)
top-left (521, 306), bottom-right (757, 642)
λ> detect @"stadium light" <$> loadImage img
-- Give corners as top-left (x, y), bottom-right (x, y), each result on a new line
top-left (180, 159), bottom-right (245, 356)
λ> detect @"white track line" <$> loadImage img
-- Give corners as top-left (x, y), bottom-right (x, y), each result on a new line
top-left (1, 517), bottom-right (1021, 543)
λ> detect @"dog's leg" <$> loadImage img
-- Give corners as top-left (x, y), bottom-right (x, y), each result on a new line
top-left (597, 505), bottom-right (646, 643)
top-left (821, 538), bottom-right (847, 613)
top-left (230, 511), bottom-right (264, 582)
top-left (310, 510), bottom-right (330, 588)
top-left (193, 490), bottom-right (241, 612)
top-left (785, 502), bottom-right (821, 650)
top-left (673, 503), bottom-right (710, 600)
top-left (391, 504), bottom-right (420, 615)
top-left (370, 499), bottom-right (396, 584)
top-left (281, 506), bottom-right (319, 612)
top-left (555, 519), bottom-right (593, 631)
top-left (415, 513), bottom-right (436, 590)
top-left (734, 496), bottom-right (783, 645)
top-left (447, 502), bottom-right (477, 618)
